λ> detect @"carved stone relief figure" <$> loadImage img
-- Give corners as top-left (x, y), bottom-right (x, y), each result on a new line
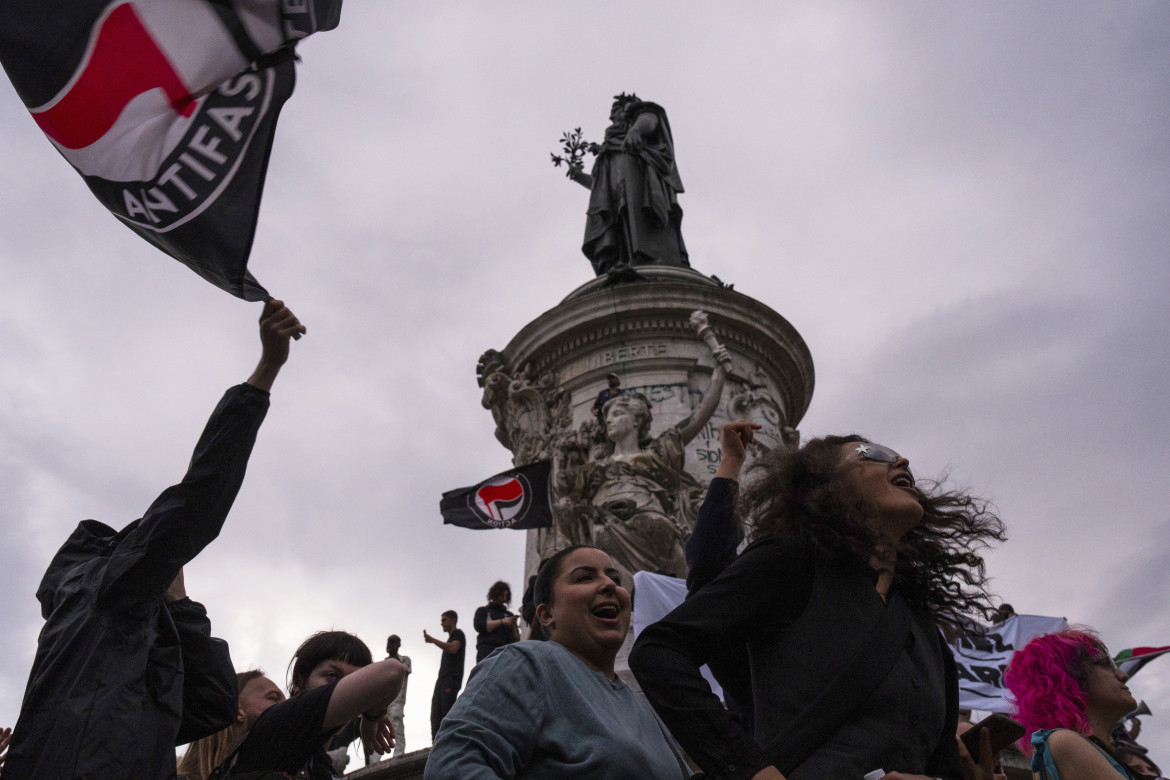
top-left (555, 338), bottom-right (729, 585)
top-left (477, 349), bottom-right (572, 465)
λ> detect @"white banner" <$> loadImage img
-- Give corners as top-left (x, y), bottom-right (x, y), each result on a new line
top-left (632, 571), bottom-right (723, 700)
top-left (951, 614), bottom-right (1069, 712)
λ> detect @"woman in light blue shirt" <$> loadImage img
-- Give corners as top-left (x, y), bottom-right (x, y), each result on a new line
top-left (426, 545), bottom-right (689, 779)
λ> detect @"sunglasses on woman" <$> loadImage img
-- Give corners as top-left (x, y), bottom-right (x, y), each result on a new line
top-left (853, 442), bottom-right (903, 463)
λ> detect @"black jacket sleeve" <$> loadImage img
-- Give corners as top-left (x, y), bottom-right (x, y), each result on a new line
top-left (170, 597), bottom-right (238, 745)
top-left (97, 384), bottom-right (270, 609)
top-left (925, 628), bottom-right (963, 778)
top-left (473, 606), bottom-right (490, 635)
top-left (684, 477), bottom-right (742, 595)
top-left (629, 536), bottom-right (814, 779)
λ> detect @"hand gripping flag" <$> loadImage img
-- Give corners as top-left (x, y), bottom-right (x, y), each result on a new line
top-left (441, 460), bottom-right (554, 531)
top-left (0, 0), bottom-right (342, 300)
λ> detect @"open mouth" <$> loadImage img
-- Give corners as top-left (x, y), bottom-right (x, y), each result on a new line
top-left (591, 603), bottom-right (621, 621)
top-left (891, 473), bottom-right (916, 491)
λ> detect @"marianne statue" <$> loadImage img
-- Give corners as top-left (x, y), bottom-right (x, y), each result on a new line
top-left (556, 93), bottom-right (689, 276)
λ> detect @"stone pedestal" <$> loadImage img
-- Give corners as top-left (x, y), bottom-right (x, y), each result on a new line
top-left (476, 267), bottom-right (814, 586)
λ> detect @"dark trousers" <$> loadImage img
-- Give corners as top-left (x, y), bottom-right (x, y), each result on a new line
top-left (430, 676), bottom-right (461, 738)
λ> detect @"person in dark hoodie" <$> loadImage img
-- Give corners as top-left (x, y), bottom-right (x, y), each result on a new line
top-left (4, 299), bottom-right (304, 780)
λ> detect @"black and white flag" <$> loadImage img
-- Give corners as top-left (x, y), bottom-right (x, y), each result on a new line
top-left (0, 0), bottom-right (342, 299)
top-left (440, 460), bottom-right (554, 531)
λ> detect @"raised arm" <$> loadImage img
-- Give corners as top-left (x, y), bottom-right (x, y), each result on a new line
top-left (323, 658), bottom-right (407, 756)
top-left (246, 298), bottom-right (305, 392)
top-left (684, 421), bottom-right (760, 594)
top-left (675, 354), bottom-right (728, 445)
top-left (97, 302), bottom-right (302, 608)
top-left (322, 658), bottom-right (406, 730)
top-left (424, 631), bottom-right (462, 654)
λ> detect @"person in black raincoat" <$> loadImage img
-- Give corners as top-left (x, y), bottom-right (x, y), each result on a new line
top-left (4, 300), bottom-right (305, 780)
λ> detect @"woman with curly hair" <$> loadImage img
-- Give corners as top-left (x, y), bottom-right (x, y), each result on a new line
top-left (1004, 629), bottom-right (1146, 779)
top-left (473, 580), bottom-right (520, 663)
top-left (630, 428), bottom-right (1006, 780)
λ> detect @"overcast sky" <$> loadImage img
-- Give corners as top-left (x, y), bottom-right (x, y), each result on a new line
top-left (2, 0), bottom-right (1169, 765)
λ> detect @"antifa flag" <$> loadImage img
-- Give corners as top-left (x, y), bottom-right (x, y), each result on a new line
top-left (441, 460), bottom-right (554, 531)
top-left (0, 0), bottom-right (342, 300)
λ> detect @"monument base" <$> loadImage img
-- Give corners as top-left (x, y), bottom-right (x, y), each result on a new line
top-left (476, 267), bottom-right (813, 588)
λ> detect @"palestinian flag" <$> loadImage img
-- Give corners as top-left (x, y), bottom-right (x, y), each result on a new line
top-left (441, 460), bottom-right (554, 530)
top-left (1114, 645), bottom-right (1170, 677)
top-left (0, 0), bottom-right (342, 300)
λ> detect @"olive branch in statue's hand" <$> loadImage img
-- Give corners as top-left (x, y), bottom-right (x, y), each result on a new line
top-left (550, 127), bottom-right (600, 178)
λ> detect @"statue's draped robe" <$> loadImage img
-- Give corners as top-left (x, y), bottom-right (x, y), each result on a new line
top-left (583, 102), bottom-right (688, 274)
top-left (581, 428), bottom-right (699, 581)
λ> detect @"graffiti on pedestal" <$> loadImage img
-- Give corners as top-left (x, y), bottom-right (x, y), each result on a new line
top-left (550, 312), bottom-right (732, 582)
top-left (480, 311), bottom-right (798, 582)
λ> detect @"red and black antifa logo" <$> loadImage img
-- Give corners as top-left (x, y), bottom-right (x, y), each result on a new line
top-left (102, 70), bottom-right (276, 232)
top-left (28, 2), bottom-right (279, 234)
top-left (469, 474), bottom-right (535, 529)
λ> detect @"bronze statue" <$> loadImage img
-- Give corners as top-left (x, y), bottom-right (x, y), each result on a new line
top-left (556, 93), bottom-right (689, 275)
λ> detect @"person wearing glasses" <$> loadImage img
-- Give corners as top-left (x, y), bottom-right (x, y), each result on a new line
top-left (1005, 629), bottom-right (1155, 779)
top-left (630, 428), bottom-right (1006, 780)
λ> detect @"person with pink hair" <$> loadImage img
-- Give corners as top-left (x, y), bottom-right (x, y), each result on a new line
top-left (1004, 629), bottom-right (1141, 779)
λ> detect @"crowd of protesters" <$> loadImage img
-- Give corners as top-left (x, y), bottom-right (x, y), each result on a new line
top-left (1, 308), bottom-right (1164, 779)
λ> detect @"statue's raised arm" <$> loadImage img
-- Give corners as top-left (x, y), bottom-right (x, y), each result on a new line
top-left (558, 310), bottom-right (731, 583)
top-left (674, 311), bottom-right (732, 444)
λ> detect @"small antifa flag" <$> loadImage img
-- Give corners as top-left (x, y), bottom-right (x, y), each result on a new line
top-left (440, 460), bottom-right (553, 531)
top-left (1114, 645), bottom-right (1170, 678)
top-left (0, 0), bottom-right (342, 300)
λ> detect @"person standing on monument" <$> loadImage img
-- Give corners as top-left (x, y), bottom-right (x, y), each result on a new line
top-left (567, 93), bottom-right (688, 275)
top-left (591, 372), bottom-right (623, 417)
top-left (473, 581), bottom-right (520, 663)
top-left (4, 300), bottom-right (305, 780)
top-left (364, 634), bottom-right (411, 764)
top-left (386, 635), bottom-right (411, 759)
top-left (425, 610), bottom-right (466, 738)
